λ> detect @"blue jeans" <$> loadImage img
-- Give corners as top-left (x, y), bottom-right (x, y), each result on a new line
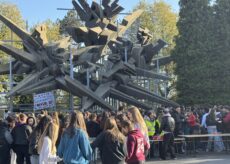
top-left (207, 126), bottom-right (225, 152)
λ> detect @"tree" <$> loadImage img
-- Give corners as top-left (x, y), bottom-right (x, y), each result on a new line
top-left (209, 0), bottom-right (230, 104)
top-left (0, 3), bottom-right (25, 93)
top-left (58, 10), bottom-right (82, 35)
top-left (0, 3), bottom-right (33, 106)
top-left (31, 19), bottom-right (61, 42)
top-left (133, 0), bottom-right (178, 56)
top-left (172, 0), bottom-right (215, 105)
top-left (128, 0), bottom-right (178, 98)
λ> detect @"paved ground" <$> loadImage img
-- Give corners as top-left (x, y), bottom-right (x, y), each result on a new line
top-left (146, 153), bottom-right (230, 164)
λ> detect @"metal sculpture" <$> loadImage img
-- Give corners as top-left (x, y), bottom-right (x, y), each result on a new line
top-left (0, 0), bottom-right (179, 111)
top-left (0, 14), bottom-right (115, 110)
top-left (67, 0), bottom-right (178, 110)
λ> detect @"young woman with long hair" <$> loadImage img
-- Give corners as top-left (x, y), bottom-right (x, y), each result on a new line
top-left (57, 111), bottom-right (92, 164)
top-left (29, 115), bottom-right (52, 164)
top-left (51, 112), bottom-right (60, 149)
top-left (127, 107), bottom-right (149, 145)
top-left (38, 121), bottom-right (61, 164)
top-left (91, 117), bottom-right (126, 164)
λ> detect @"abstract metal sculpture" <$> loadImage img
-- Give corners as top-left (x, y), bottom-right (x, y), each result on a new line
top-left (0, 0), bottom-right (179, 111)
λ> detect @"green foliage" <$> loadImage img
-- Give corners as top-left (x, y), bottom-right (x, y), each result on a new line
top-left (133, 0), bottom-right (178, 55)
top-left (13, 76), bottom-right (33, 104)
top-left (31, 19), bottom-right (61, 42)
top-left (173, 0), bottom-right (230, 105)
top-left (58, 10), bottom-right (82, 35)
top-left (129, 0), bottom-right (178, 98)
top-left (0, 3), bottom-right (25, 93)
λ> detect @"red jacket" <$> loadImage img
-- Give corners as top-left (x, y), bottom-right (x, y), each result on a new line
top-left (126, 129), bottom-right (150, 164)
top-left (187, 114), bottom-right (196, 127)
top-left (223, 112), bottom-right (230, 128)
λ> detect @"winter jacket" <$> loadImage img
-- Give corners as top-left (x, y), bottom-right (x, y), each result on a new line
top-left (86, 121), bottom-right (101, 138)
top-left (29, 130), bottom-right (41, 155)
top-left (91, 131), bottom-right (126, 164)
top-left (206, 115), bottom-right (218, 127)
top-left (126, 129), bottom-right (150, 164)
top-left (171, 111), bottom-right (184, 135)
top-left (160, 114), bottom-right (175, 133)
top-left (11, 123), bottom-right (32, 146)
top-left (187, 114), bottom-right (196, 127)
top-left (57, 128), bottom-right (92, 164)
top-left (223, 112), bottom-right (230, 131)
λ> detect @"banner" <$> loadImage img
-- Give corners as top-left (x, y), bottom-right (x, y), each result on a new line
top-left (33, 92), bottom-right (55, 110)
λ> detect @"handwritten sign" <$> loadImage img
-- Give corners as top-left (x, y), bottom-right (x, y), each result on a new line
top-left (33, 92), bottom-right (55, 110)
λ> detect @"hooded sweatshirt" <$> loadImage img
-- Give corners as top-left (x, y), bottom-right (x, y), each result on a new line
top-left (126, 129), bottom-right (150, 164)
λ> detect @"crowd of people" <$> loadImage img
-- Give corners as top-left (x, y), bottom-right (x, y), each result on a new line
top-left (0, 105), bottom-right (230, 164)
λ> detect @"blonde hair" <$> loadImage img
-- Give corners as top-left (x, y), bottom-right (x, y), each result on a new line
top-left (38, 122), bottom-right (57, 155)
top-left (66, 111), bottom-right (88, 138)
top-left (52, 112), bottom-right (60, 127)
top-left (52, 112), bottom-right (60, 151)
top-left (104, 117), bottom-right (125, 143)
top-left (128, 106), bottom-right (148, 136)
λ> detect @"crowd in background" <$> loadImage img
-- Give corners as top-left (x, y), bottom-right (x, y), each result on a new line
top-left (0, 105), bottom-right (230, 164)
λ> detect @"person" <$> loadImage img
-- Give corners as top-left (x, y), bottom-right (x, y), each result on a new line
top-left (171, 107), bottom-right (184, 137)
top-left (122, 120), bottom-right (149, 164)
top-left (91, 117), bottom-right (126, 164)
top-left (58, 111), bottom-right (92, 164)
top-left (159, 108), bottom-right (176, 160)
top-left (100, 111), bottom-right (111, 130)
top-left (201, 108), bottom-right (210, 129)
top-left (206, 108), bottom-right (225, 152)
top-left (86, 113), bottom-right (101, 138)
top-left (0, 119), bottom-right (13, 164)
top-left (223, 107), bottom-right (230, 133)
top-left (116, 113), bottom-right (129, 132)
top-left (56, 114), bottom-right (70, 148)
top-left (145, 111), bottom-right (160, 137)
top-left (11, 113), bottom-right (32, 164)
top-left (27, 116), bottom-right (37, 130)
top-left (51, 112), bottom-right (60, 150)
top-left (29, 115), bottom-right (53, 164)
top-left (6, 115), bottom-right (16, 130)
top-left (171, 107), bottom-right (185, 154)
top-left (6, 115), bottom-right (17, 164)
top-left (144, 111), bottom-right (160, 158)
top-left (38, 121), bottom-right (61, 164)
top-left (84, 111), bottom-right (91, 123)
top-left (127, 107), bottom-right (149, 146)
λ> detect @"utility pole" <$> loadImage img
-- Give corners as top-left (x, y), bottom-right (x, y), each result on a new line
top-left (69, 46), bottom-right (74, 110)
top-left (9, 30), bottom-right (13, 112)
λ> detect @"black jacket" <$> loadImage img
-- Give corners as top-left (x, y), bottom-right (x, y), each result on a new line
top-left (11, 123), bottom-right (32, 145)
top-left (206, 115), bottom-right (218, 127)
top-left (91, 131), bottom-right (126, 164)
top-left (29, 130), bottom-right (41, 155)
top-left (0, 124), bottom-right (10, 146)
top-left (171, 111), bottom-right (184, 136)
top-left (86, 121), bottom-right (101, 138)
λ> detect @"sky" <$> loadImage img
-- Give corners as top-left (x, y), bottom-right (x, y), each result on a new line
top-left (0, 0), bottom-right (179, 27)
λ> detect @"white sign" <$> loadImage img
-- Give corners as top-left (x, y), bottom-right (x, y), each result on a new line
top-left (33, 92), bottom-right (55, 110)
